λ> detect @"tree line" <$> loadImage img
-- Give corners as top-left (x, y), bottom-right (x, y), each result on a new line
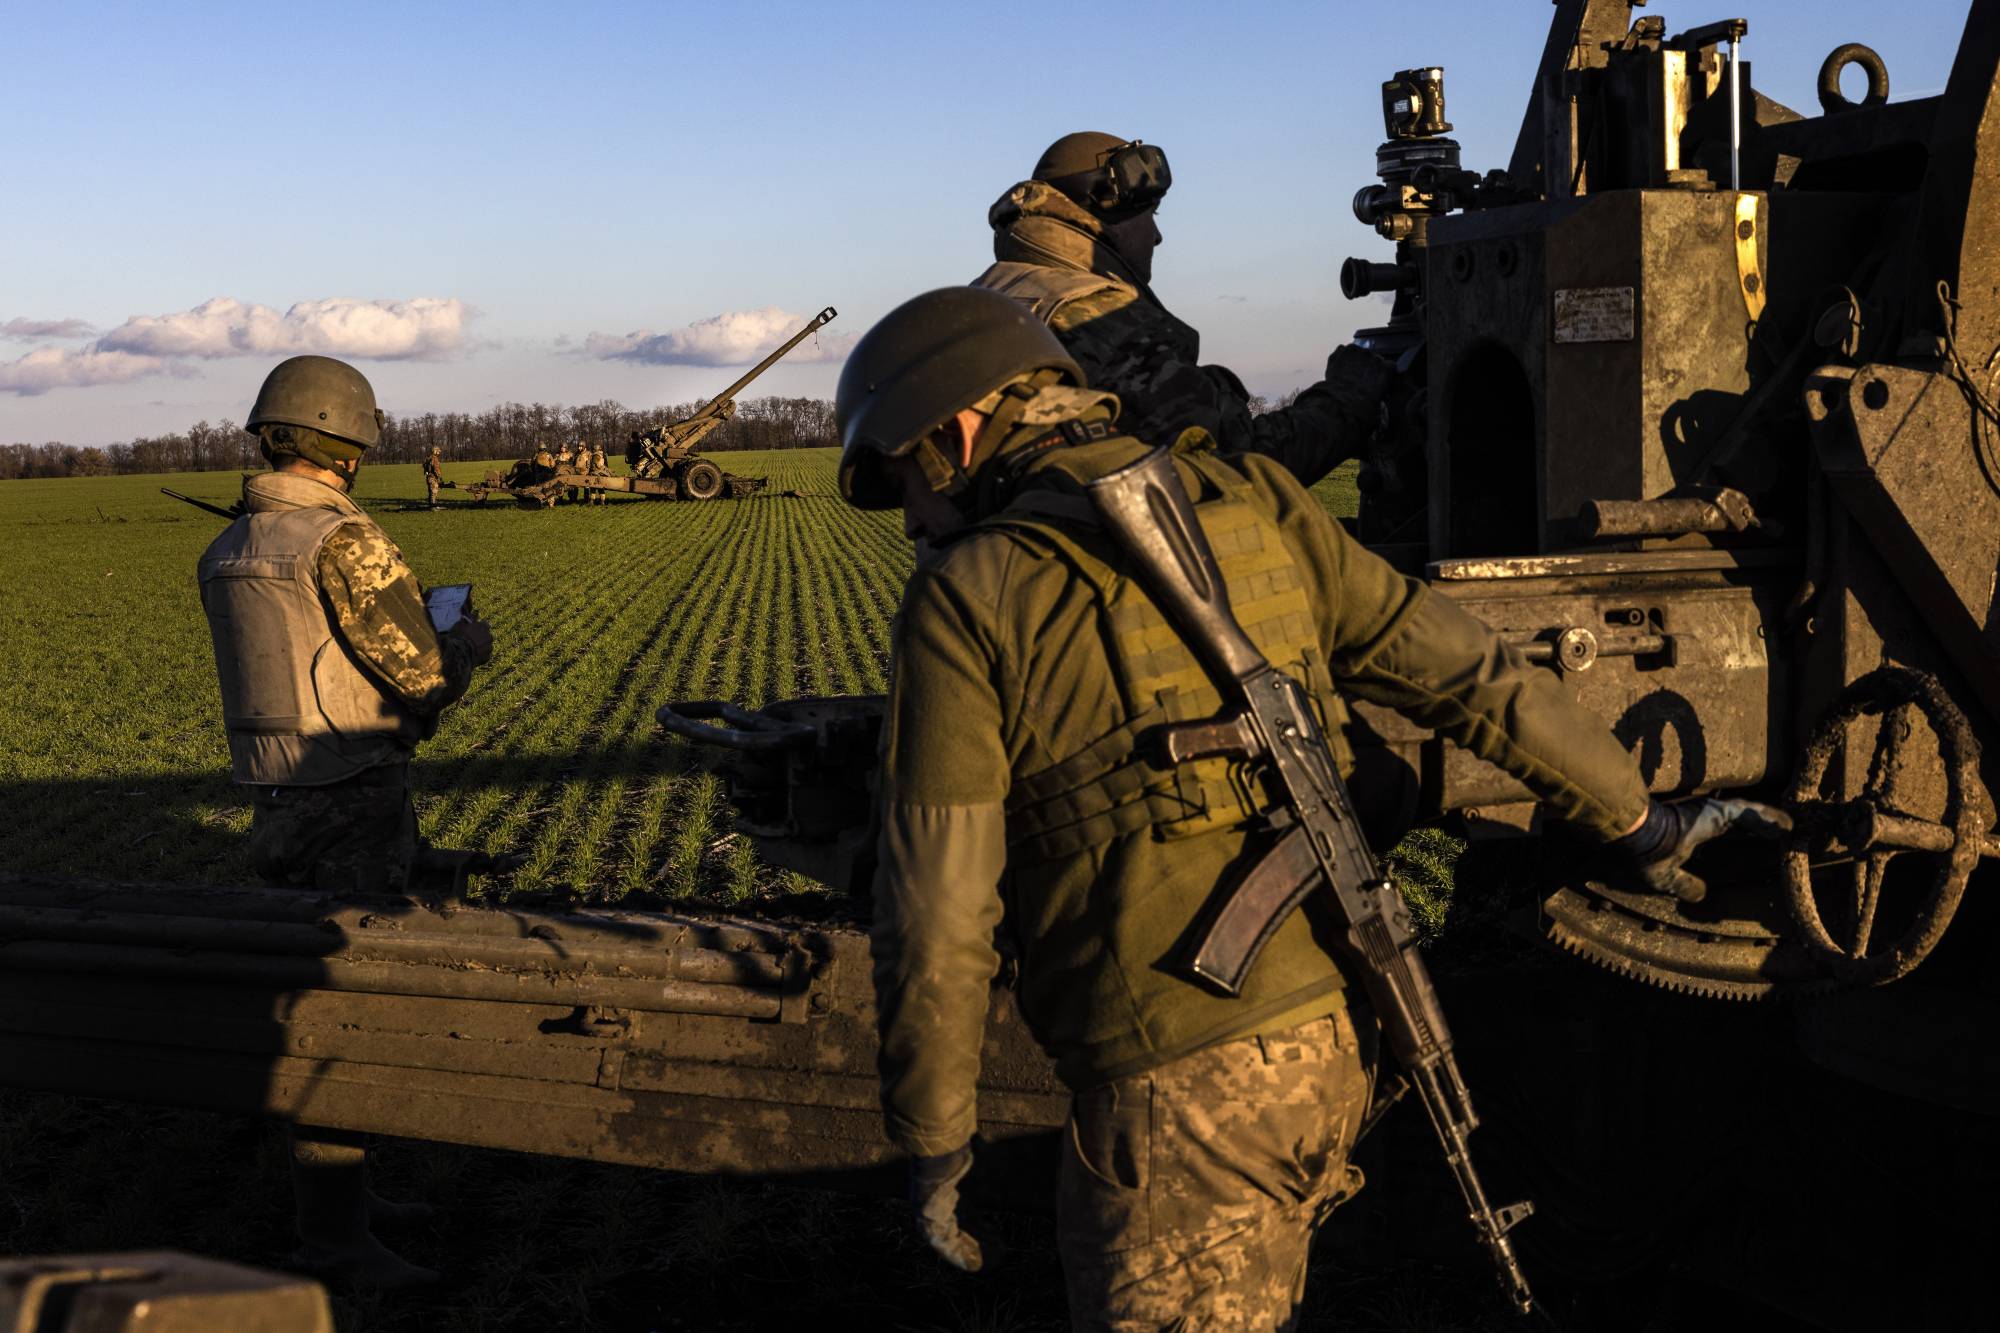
top-left (0, 395), bottom-right (838, 480)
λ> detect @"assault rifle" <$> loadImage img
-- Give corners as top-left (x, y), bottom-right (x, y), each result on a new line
top-left (160, 487), bottom-right (243, 521)
top-left (1084, 447), bottom-right (1536, 1316)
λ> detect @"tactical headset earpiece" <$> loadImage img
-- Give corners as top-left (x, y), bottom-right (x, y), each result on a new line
top-left (1091, 141), bottom-right (1172, 214)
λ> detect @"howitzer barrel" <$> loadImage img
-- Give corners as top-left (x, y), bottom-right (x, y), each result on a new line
top-left (690, 306), bottom-right (838, 419)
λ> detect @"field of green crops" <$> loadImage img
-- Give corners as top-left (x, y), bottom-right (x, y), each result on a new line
top-left (0, 452), bottom-right (1538, 1332)
top-left (0, 450), bottom-right (1397, 910)
top-left (0, 451), bottom-right (909, 903)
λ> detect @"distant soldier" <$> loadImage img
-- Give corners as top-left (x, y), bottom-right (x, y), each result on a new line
top-left (422, 445), bottom-right (443, 509)
top-left (973, 132), bottom-right (1391, 486)
top-left (555, 440), bottom-right (575, 471)
top-left (588, 443), bottom-right (610, 505)
top-left (197, 355), bottom-right (497, 1288)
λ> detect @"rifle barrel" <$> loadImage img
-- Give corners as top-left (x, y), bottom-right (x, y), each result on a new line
top-left (160, 488), bottom-right (239, 521)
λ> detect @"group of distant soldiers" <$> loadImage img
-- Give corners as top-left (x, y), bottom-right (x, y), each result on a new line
top-left (425, 439), bottom-right (611, 508)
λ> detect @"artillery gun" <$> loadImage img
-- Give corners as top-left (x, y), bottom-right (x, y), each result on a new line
top-left (655, 2), bottom-right (2000, 1320)
top-left (450, 307), bottom-right (839, 508)
top-left (621, 306), bottom-right (839, 501)
top-left (3, 5), bottom-right (1995, 1325)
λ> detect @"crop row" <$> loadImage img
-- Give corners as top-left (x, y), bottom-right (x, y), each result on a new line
top-left (0, 453), bottom-right (913, 903)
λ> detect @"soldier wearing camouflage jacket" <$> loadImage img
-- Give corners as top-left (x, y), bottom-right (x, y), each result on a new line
top-left (835, 289), bottom-right (1782, 1328)
top-left (197, 355), bottom-right (496, 1291)
top-left (201, 467), bottom-right (482, 892)
top-left (973, 132), bottom-right (1392, 488)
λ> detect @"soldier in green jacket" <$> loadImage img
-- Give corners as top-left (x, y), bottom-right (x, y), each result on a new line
top-left (972, 131), bottom-right (1393, 488)
top-left (198, 355), bottom-right (496, 1289)
top-left (835, 288), bottom-right (1782, 1328)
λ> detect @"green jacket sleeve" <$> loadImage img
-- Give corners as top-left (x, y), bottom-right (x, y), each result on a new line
top-left (870, 562), bottom-right (1011, 1157)
top-left (1242, 344), bottom-right (1393, 488)
top-left (1241, 455), bottom-right (1651, 840)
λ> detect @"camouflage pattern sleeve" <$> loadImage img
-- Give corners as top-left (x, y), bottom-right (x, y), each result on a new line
top-left (1052, 287), bottom-right (1260, 454)
top-left (1053, 290), bottom-right (1390, 487)
top-left (1243, 343), bottom-right (1393, 487)
top-left (315, 522), bottom-right (474, 716)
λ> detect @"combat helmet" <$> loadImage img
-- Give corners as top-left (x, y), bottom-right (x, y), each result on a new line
top-left (837, 287), bottom-right (1082, 509)
top-left (246, 356), bottom-right (385, 471)
top-left (1033, 132), bottom-right (1172, 219)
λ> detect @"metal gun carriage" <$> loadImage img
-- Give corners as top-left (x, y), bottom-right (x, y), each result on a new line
top-left (9, 4), bottom-right (1999, 1324)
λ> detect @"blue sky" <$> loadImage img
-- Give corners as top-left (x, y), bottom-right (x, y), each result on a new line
top-left (0, 0), bottom-right (1968, 444)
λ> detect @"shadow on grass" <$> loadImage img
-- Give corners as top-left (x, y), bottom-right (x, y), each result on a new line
top-left (0, 746), bottom-right (702, 889)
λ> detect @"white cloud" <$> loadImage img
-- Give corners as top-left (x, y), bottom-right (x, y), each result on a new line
top-left (0, 346), bottom-right (187, 395)
top-left (98, 297), bottom-right (468, 361)
top-left (2, 317), bottom-right (96, 340)
top-left (585, 307), bottom-right (855, 367)
top-left (0, 296), bottom-right (471, 396)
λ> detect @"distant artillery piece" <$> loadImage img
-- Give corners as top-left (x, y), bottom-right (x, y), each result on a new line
top-left (452, 306), bottom-right (838, 510)
top-left (624, 306), bottom-right (838, 500)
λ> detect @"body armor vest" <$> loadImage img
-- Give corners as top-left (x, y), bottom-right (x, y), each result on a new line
top-left (198, 476), bottom-right (427, 786)
top-left (972, 260), bottom-right (1123, 326)
top-left (978, 446), bottom-right (1350, 863)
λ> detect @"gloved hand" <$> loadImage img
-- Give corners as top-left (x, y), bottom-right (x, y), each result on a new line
top-left (1325, 342), bottom-right (1395, 402)
top-left (908, 1145), bottom-right (984, 1273)
top-left (1613, 798), bottom-right (1793, 903)
top-left (447, 614), bottom-right (494, 667)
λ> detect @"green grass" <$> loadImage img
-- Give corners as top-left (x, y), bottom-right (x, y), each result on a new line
top-left (0, 452), bottom-right (1409, 909)
top-left (0, 450), bottom-right (909, 907)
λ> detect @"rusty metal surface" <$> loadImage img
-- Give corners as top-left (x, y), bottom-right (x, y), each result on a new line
top-left (1542, 880), bottom-right (1826, 1000)
top-left (1782, 667), bottom-right (1990, 985)
top-left (1809, 362), bottom-right (2000, 720)
top-left (0, 874), bottom-right (1066, 1202)
top-left (1577, 487), bottom-right (1759, 540)
top-left (0, 1251), bottom-right (331, 1333)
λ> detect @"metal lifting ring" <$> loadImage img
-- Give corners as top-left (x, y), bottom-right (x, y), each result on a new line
top-left (1817, 44), bottom-right (1890, 114)
top-left (1782, 667), bottom-right (1987, 984)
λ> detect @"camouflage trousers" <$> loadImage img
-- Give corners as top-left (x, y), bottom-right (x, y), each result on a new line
top-left (425, 476), bottom-right (440, 508)
top-left (249, 761), bottom-right (418, 895)
top-left (1058, 1009), bottom-right (1374, 1331)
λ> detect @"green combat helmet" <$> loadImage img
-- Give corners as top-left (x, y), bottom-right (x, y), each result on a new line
top-left (246, 355), bottom-right (385, 473)
top-left (836, 286), bottom-right (1082, 509)
top-left (1033, 131), bottom-right (1172, 220)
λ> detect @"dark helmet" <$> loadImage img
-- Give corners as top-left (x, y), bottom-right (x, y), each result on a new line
top-left (1033, 132), bottom-right (1172, 218)
top-left (246, 355), bottom-right (383, 454)
top-left (836, 287), bottom-right (1081, 509)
